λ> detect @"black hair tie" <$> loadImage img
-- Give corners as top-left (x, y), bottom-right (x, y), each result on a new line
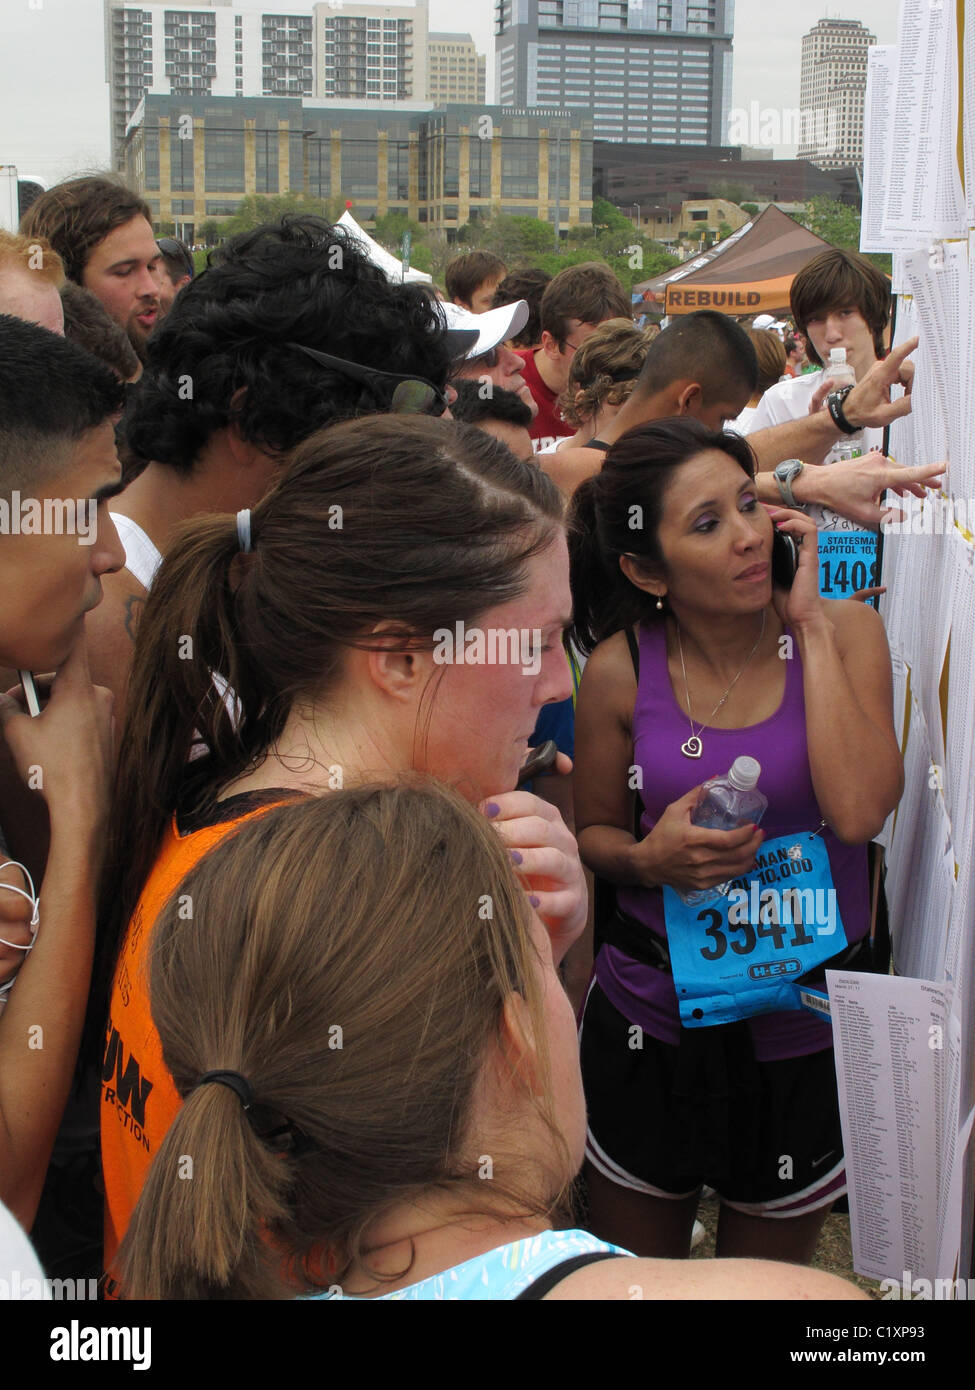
top-left (197, 1070), bottom-right (254, 1107)
top-left (196, 1069), bottom-right (313, 1156)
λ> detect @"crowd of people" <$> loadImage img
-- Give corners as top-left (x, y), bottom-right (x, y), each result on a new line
top-left (0, 171), bottom-right (944, 1300)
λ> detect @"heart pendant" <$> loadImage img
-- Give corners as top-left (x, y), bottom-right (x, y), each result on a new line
top-left (681, 736), bottom-right (703, 759)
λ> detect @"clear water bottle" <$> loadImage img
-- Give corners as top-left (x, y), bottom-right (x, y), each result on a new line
top-left (823, 346), bottom-right (856, 391)
top-left (680, 756), bottom-right (769, 905)
top-left (823, 348), bottom-right (864, 461)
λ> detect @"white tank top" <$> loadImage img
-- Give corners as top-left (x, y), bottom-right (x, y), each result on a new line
top-left (108, 513), bottom-right (241, 747)
top-left (110, 513), bottom-right (163, 592)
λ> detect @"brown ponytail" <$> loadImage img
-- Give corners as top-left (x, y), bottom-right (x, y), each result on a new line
top-left (116, 781), bottom-right (572, 1299)
top-left (95, 415), bottom-right (563, 1034)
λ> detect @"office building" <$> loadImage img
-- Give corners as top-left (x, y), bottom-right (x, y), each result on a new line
top-left (798, 17), bottom-right (875, 170)
top-left (495, 0), bottom-right (734, 146)
top-left (593, 139), bottom-right (860, 239)
top-left (124, 93), bottom-right (592, 237)
top-left (427, 32), bottom-right (486, 105)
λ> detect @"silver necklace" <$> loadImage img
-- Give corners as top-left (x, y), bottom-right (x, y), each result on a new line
top-left (676, 611), bottom-right (767, 759)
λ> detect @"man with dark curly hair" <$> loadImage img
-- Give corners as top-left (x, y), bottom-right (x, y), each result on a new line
top-left (87, 215), bottom-right (460, 725)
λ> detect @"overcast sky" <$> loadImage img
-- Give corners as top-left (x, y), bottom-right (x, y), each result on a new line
top-left (0, 0), bottom-right (900, 184)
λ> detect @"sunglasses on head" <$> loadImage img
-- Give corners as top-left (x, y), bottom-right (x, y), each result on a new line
top-left (156, 238), bottom-right (195, 280)
top-left (288, 342), bottom-right (450, 416)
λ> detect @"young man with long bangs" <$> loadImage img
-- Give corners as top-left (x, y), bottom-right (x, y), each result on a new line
top-left (745, 247), bottom-right (891, 467)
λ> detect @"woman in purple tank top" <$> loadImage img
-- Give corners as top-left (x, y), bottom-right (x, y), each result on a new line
top-left (568, 419), bottom-right (903, 1265)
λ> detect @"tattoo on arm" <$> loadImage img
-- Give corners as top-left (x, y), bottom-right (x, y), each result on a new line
top-left (123, 593), bottom-right (145, 645)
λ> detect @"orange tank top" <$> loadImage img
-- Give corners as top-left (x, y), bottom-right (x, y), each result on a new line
top-left (100, 790), bottom-right (300, 1290)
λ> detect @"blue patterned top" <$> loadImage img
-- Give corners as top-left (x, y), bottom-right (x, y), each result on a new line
top-left (313, 1229), bottom-right (632, 1301)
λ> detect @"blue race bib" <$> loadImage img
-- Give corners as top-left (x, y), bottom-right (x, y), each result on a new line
top-left (662, 831), bottom-right (848, 1027)
top-left (817, 531), bottom-right (879, 599)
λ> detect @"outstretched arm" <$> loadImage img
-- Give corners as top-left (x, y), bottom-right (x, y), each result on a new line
top-left (755, 451), bottom-right (944, 525)
top-left (0, 637), bottom-right (114, 1228)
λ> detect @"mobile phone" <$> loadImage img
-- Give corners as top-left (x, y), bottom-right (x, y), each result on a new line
top-left (18, 671), bottom-right (41, 718)
top-left (517, 739), bottom-right (558, 786)
top-left (771, 530), bottom-right (800, 590)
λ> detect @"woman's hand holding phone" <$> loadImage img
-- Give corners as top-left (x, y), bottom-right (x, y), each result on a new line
top-left (765, 507), bottom-right (827, 632)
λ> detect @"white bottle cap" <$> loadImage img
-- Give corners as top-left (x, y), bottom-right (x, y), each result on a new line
top-left (829, 348), bottom-right (847, 365)
top-left (728, 755), bottom-right (761, 791)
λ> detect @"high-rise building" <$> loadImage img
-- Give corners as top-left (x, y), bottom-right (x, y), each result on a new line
top-left (797, 17), bottom-right (875, 170)
top-left (314, 1), bottom-right (428, 104)
top-left (427, 32), bottom-right (486, 105)
top-left (495, 0), bottom-right (734, 146)
top-left (105, 1), bottom-right (315, 169)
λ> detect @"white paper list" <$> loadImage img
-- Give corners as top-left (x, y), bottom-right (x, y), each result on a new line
top-left (862, 47), bottom-right (920, 253)
top-left (882, 0), bottom-right (966, 241)
top-left (829, 971), bottom-right (950, 1283)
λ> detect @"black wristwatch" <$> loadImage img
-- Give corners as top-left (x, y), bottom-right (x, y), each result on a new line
top-left (826, 384), bottom-right (859, 435)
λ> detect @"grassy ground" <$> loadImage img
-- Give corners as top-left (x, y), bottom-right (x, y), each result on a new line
top-left (691, 1191), bottom-right (883, 1296)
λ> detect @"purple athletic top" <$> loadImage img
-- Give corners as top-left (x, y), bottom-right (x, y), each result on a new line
top-left (597, 619), bottom-right (869, 1060)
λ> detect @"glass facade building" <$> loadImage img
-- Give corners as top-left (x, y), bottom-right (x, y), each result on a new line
top-left (125, 94), bottom-right (593, 238)
top-left (495, 0), bottom-right (734, 147)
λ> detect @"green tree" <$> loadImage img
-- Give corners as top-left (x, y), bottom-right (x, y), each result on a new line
top-left (197, 218), bottom-right (221, 246)
top-left (463, 213), bottom-right (558, 261)
top-left (373, 210), bottom-right (419, 244)
top-left (741, 203), bottom-right (759, 216)
top-left (592, 196), bottom-right (635, 233)
top-left (796, 196), bottom-right (860, 249)
top-left (446, 209), bottom-right (678, 291)
top-left (218, 192), bottom-right (339, 237)
top-left (371, 212), bottom-right (436, 272)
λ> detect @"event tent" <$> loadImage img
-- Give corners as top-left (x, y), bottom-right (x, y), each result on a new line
top-left (633, 205), bottom-right (834, 317)
top-left (336, 210), bottom-right (433, 285)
